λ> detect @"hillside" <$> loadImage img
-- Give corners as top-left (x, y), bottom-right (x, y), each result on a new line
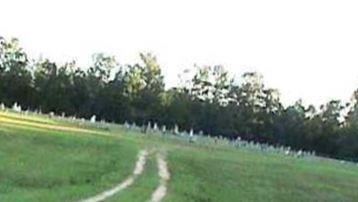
top-left (0, 110), bottom-right (358, 202)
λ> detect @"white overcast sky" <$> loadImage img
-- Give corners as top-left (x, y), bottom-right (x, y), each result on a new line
top-left (1, 0), bottom-right (358, 106)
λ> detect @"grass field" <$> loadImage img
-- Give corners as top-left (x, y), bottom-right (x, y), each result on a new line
top-left (1, 110), bottom-right (358, 202)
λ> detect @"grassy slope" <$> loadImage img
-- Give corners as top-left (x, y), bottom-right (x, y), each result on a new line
top-left (1, 111), bottom-right (358, 202)
top-left (0, 119), bottom-right (139, 202)
top-left (165, 146), bottom-right (358, 202)
top-left (117, 132), bottom-right (358, 202)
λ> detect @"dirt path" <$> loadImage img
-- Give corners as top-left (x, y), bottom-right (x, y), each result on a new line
top-left (79, 150), bottom-right (148, 202)
top-left (150, 153), bottom-right (170, 202)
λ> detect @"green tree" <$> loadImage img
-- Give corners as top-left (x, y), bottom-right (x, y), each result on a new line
top-left (0, 37), bottom-right (34, 107)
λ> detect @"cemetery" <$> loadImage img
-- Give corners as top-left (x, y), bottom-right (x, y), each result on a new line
top-left (1, 104), bottom-right (358, 201)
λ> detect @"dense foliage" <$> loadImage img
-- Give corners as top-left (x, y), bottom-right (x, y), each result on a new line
top-left (1, 36), bottom-right (357, 161)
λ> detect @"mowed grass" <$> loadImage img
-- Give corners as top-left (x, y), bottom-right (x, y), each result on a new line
top-left (1, 111), bottom-right (358, 202)
top-left (162, 143), bottom-right (358, 202)
top-left (122, 133), bottom-right (358, 202)
top-left (0, 113), bottom-right (109, 136)
top-left (0, 111), bottom-right (57, 125)
top-left (0, 115), bottom-right (139, 202)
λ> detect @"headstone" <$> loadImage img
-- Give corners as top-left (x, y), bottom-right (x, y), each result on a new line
top-left (12, 103), bottom-right (17, 111)
top-left (297, 150), bottom-right (303, 158)
top-left (12, 102), bottom-right (21, 112)
top-left (141, 125), bottom-right (147, 133)
top-left (153, 123), bottom-right (158, 131)
top-left (124, 121), bottom-right (130, 129)
top-left (189, 128), bottom-right (196, 143)
top-left (90, 115), bottom-right (96, 123)
top-left (147, 122), bottom-right (152, 133)
top-left (174, 124), bottom-right (179, 135)
top-left (161, 125), bottom-right (166, 133)
top-left (49, 112), bottom-right (54, 118)
top-left (214, 136), bottom-right (218, 144)
top-left (131, 122), bottom-right (137, 130)
top-left (189, 128), bottom-right (194, 137)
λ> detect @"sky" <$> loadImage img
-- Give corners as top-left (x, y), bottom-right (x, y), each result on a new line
top-left (1, 0), bottom-right (358, 106)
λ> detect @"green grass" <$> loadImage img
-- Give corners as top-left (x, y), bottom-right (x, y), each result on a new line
top-left (0, 111), bottom-right (57, 125)
top-left (0, 121), bottom-right (139, 202)
top-left (164, 146), bottom-right (358, 202)
top-left (1, 111), bottom-right (358, 202)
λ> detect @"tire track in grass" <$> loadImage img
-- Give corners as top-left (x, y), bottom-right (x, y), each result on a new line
top-left (150, 153), bottom-right (170, 202)
top-left (106, 154), bottom-right (158, 202)
top-left (78, 150), bottom-right (148, 202)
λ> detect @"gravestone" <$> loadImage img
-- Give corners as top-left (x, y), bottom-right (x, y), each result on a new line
top-left (131, 122), bottom-right (137, 130)
top-left (153, 123), bottom-right (158, 131)
top-left (0, 103), bottom-right (5, 110)
top-left (189, 128), bottom-right (196, 143)
top-left (90, 115), bottom-right (96, 123)
top-left (174, 124), bottom-right (179, 135)
top-left (296, 150), bottom-right (303, 158)
top-left (12, 102), bottom-right (21, 112)
top-left (147, 122), bottom-right (152, 133)
top-left (124, 121), bottom-right (130, 129)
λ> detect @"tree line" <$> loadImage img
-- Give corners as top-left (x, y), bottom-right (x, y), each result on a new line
top-left (1, 36), bottom-right (358, 161)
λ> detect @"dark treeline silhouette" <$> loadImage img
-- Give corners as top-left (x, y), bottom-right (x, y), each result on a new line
top-left (1, 37), bottom-right (358, 161)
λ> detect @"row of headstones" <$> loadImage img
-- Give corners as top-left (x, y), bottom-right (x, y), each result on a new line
top-left (1, 102), bottom-right (46, 116)
top-left (64, 115), bottom-right (109, 128)
top-left (0, 102), bottom-right (104, 126)
top-left (0, 102), bottom-right (22, 112)
top-left (122, 120), bottom-right (317, 159)
top-left (124, 121), bottom-right (197, 141)
top-left (232, 137), bottom-right (316, 158)
top-left (1, 102), bottom-right (31, 115)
